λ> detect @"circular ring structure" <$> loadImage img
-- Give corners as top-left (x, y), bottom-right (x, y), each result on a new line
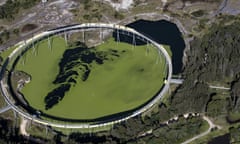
top-left (0, 23), bottom-right (172, 129)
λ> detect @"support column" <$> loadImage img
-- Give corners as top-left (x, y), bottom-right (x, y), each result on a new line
top-left (155, 50), bottom-right (160, 65)
top-left (64, 32), bottom-right (68, 47)
top-left (100, 27), bottom-right (103, 41)
top-left (32, 45), bottom-right (37, 56)
top-left (127, 31), bottom-right (130, 37)
top-left (132, 33), bottom-right (136, 50)
top-left (163, 54), bottom-right (167, 72)
top-left (82, 29), bottom-right (85, 43)
top-left (117, 29), bottom-right (120, 43)
top-left (32, 35), bottom-right (37, 56)
top-left (27, 118), bottom-right (31, 129)
top-left (14, 111), bottom-right (19, 128)
top-left (22, 51), bottom-right (26, 66)
top-left (45, 126), bottom-right (48, 137)
top-left (31, 35), bottom-right (35, 50)
top-left (30, 117), bottom-right (33, 130)
top-left (48, 36), bottom-right (52, 51)
top-left (146, 41), bottom-right (150, 54)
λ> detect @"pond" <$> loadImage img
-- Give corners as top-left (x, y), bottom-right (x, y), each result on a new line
top-left (126, 19), bottom-right (186, 74)
top-left (208, 134), bottom-right (230, 144)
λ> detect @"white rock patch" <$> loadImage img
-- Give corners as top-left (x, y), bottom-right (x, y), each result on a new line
top-left (102, 0), bottom-right (134, 10)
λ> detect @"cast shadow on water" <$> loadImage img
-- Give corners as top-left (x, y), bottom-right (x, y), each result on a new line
top-left (121, 19), bottom-right (186, 74)
top-left (208, 134), bottom-right (230, 144)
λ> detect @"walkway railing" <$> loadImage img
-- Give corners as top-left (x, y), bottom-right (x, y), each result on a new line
top-left (0, 23), bottom-right (172, 129)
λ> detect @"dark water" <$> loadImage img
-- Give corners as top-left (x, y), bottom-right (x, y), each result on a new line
top-left (208, 134), bottom-right (230, 144)
top-left (126, 19), bottom-right (186, 74)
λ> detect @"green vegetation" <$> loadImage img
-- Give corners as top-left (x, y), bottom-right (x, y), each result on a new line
top-left (0, 29), bottom-right (10, 43)
top-left (191, 10), bottom-right (205, 17)
top-left (54, 124), bottom-right (112, 135)
top-left (72, 0), bottom-right (115, 23)
top-left (206, 93), bottom-right (228, 118)
top-left (162, 44), bottom-right (172, 57)
top-left (229, 78), bottom-right (240, 122)
top-left (140, 117), bottom-right (208, 144)
top-left (110, 116), bottom-right (208, 144)
top-left (0, 45), bottom-right (17, 62)
top-left (2, 8), bottom-right (240, 144)
top-left (16, 36), bottom-right (166, 120)
top-left (164, 15), bottom-right (240, 144)
top-left (114, 11), bottom-right (125, 19)
top-left (230, 125), bottom-right (240, 143)
top-left (0, 0), bottom-right (38, 20)
top-left (168, 16), bottom-right (240, 116)
top-left (0, 28), bottom-right (21, 45)
top-left (182, 0), bottom-right (222, 2)
top-left (0, 117), bottom-right (26, 143)
top-left (16, 36), bottom-right (67, 113)
top-left (26, 123), bottom-right (54, 140)
top-left (26, 116), bottom-right (207, 144)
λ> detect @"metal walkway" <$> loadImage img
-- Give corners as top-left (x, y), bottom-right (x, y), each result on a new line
top-left (0, 23), bottom-right (172, 129)
top-left (0, 105), bottom-right (11, 114)
top-left (170, 79), bottom-right (184, 84)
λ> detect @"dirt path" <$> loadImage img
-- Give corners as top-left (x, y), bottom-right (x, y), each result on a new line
top-left (181, 116), bottom-right (221, 144)
top-left (20, 117), bottom-right (29, 136)
top-left (209, 85), bottom-right (230, 90)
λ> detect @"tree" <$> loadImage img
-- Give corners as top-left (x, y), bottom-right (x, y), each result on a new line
top-left (13, 28), bottom-right (19, 36)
